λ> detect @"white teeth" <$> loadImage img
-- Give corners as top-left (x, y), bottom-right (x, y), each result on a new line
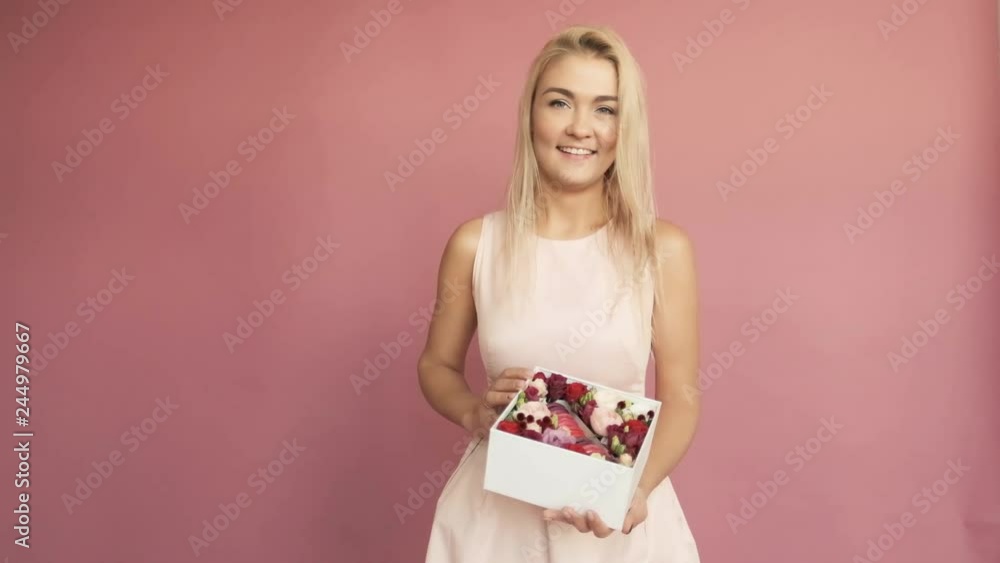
top-left (558, 146), bottom-right (595, 155)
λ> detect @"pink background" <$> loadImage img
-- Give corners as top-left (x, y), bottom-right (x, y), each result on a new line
top-left (3, 0), bottom-right (998, 561)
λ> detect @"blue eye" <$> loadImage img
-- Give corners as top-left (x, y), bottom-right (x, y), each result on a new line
top-left (548, 99), bottom-right (616, 115)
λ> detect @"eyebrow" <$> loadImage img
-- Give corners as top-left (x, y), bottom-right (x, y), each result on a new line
top-left (541, 87), bottom-right (618, 103)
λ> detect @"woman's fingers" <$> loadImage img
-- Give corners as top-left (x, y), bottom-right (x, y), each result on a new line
top-left (500, 367), bottom-right (533, 379)
top-left (484, 390), bottom-right (519, 409)
top-left (564, 509), bottom-right (590, 533)
top-left (496, 377), bottom-right (528, 392)
top-left (542, 509), bottom-right (566, 523)
top-left (586, 511), bottom-right (613, 538)
top-left (483, 371), bottom-right (532, 409)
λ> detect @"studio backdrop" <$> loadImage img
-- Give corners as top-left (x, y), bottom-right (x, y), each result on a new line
top-left (3, 0), bottom-right (999, 562)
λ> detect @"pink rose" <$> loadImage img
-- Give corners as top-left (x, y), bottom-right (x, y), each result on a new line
top-left (527, 379), bottom-right (548, 400)
top-left (590, 407), bottom-right (623, 437)
top-left (593, 389), bottom-right (626, 411)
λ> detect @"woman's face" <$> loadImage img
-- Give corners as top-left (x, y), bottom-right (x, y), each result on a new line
top-left (531, 54), bottom-right (619, 191)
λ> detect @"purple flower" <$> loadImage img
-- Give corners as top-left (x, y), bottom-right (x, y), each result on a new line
top-left (541, 427), bottom-right (574, 447)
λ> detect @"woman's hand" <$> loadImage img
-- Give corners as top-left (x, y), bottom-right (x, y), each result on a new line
top-left (542, 508), bottom-right (615, 538)
top-left (459, 367), bottom-right (532, 436)
top-left (541, 486), bottom-right (650, 537)
top-left (621, 486), bottom-right (650, 534)
top-left (483, 367), bottom-right (533, 412)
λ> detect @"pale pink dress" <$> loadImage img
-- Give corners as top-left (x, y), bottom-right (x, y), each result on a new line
top-left (424, 210), bottom-right (701, 562)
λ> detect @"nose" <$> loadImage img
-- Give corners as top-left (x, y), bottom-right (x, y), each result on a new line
top-left (565, 108), bottom-right (594, 139)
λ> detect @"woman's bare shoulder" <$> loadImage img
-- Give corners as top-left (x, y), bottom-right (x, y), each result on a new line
top-left (442, 215), bottom-right (487, 264)
top-left (654, 218), bottom-right (695, 262)
top-left (655, 219), bottom-right (691, 244)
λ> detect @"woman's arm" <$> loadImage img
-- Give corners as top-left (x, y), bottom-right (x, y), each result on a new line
top-left (417, 218), bottom-right (486, 434)
top-left (636, 220), bottom-right (701, 495)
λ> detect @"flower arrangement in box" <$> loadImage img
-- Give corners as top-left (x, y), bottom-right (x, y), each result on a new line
top-left (496, 370), bottom-right (655, 467)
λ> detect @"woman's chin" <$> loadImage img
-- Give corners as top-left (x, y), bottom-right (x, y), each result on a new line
top-left (556, 176), bottom-right (599, 191)
top-left (543, 170), bottom-right (602, 190)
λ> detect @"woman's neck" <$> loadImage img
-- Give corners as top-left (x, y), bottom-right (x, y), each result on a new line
top-left (535, 179), bottom-right (609, 238)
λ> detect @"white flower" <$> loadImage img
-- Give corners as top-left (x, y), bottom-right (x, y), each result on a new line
top-left (515, 401), bottom-right (552, 421)
top-left (525, 422), bottom-right (542, 433)
top-left (620, 453), bottom-right (634, 467)
top-left (593, 389), bottom-right (621, 410)
top-left (590, 407), bottom-right (624, 437)
top-left (528, 379), bottom-right (548, 400)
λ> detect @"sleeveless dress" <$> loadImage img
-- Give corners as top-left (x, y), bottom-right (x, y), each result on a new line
top-left (424, 210), bottom-right (701, 562)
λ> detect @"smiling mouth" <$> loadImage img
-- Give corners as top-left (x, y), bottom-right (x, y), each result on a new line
top-left (557, 146), bottom-right (596, 156)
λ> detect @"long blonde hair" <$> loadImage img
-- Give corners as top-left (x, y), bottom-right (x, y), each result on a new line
top-left (498, 25), bottom-right (663, 319)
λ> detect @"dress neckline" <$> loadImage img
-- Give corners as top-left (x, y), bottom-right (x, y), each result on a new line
top-left (535, 221), bottom-right (610, 243)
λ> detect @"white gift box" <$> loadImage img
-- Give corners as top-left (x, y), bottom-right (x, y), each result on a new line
top-left (483, 366), bottom-right (662, 530)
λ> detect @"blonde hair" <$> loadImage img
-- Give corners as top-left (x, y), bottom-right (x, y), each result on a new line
top-left (498, 25), bottom-right (664, 320)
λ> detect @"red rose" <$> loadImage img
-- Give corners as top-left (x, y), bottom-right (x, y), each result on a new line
top-left (623, 430), bottom-right (643, 449)
top-left (580, 399), bottom-right (597, 425)
top-left (564, 443), bottom-right (589, 455)
top-left (498, 421), bottom-right (521, 434)
top-left (565, 382), bottom-right (588, 402)
top-left (547, 373), bottom-right (568, 401)
top-left (625, 419), bottom-right (648, 436)
top-left (521, 429), bottom-right (543, 441)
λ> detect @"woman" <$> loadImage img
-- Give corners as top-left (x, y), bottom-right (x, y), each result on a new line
top-left (418, 25), bottom-right (701, 562)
